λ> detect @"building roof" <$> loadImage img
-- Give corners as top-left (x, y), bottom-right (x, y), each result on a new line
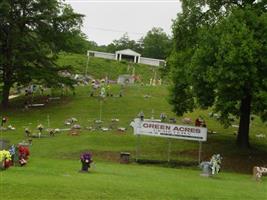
top-left (115, 49), bottom-right (141, 56)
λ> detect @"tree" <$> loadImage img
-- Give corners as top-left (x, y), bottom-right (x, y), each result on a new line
top-left (0, 0), bottom-right (84, 108)
top-left (170, 0), bottom-right (267, 148)
top-left (106, 33), bottom-right (143, 53)
top-left (60, 31), bottom-right (96, 54)
top-left (142, 27), bottom-right (172, 59)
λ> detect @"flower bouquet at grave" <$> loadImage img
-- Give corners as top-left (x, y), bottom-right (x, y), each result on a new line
top-left (0, 150), bottom-right (12, 170)
top-left (9, 145), bottom-right (16, 165)
top-left (80, 152), bottom-right (93, 172)
top-left (99, 86), bottom-right (106, 99)
top-left (210, 154), bottom-right (222, 175)
top-left (25, 128), bottom-right (31, 137)
top-left (37, 124), bottom-right (44, 132)
top-left (1, 116), bottom-right (8, 127)
top-left (37, 124), bottom-right (44, 138)
top-left (18, 146), bottom-right (30, 166)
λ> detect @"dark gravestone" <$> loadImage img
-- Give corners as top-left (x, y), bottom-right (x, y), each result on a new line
top-left (120, 152), bottom-right (130, 164)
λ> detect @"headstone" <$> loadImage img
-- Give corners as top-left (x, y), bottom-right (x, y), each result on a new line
top-left (144, 95), bottom-right (152, 99)
top-left (48, 97), bottom-right (61, 100)
top-left (138, 111), bottom-right (144, 121)
top-left (0, 140), bottom-right (9, 150)
top-left (149, 78), bottom-right (153, 85)
top-left (101, 127), bottom-right (109, 131)
top-left (160, 113), bottom-right (167, 122)
top-left (182, 117), bottom-right (192, 124)
top-left (120, 152), bottom-right (130, 164)
top-left (256, 134), bottom-right (266, 138)
top-left (7, 125), bottom-right (16, 130)
top-left (70, 131), bottom-right (79, 136)
top-left (28, 103), bottom-right (45, 107)
top-left (117, 127), bottom-right (126, 132)
top-left (169, 118), bottom-right (176, 123)
top-left (200, 161), bottom-right (212, 177)
top-left (152, 79), bottom-right (156, 86)
top-left (72, 124), bottom-right (81, 129)
top-left (158, 79), bottom-right (162, 86)
top-left (25, 128), bottom-right (31, 137)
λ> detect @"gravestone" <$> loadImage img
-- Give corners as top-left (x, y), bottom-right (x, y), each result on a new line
top-left (200, 154), bottom-right (222, 177)
top-left (200, 161), bottom-right (212, 177)
top-left (120, 152), bottom-right (130, 164)
top-left (0, 139), bottom-right (9, 150)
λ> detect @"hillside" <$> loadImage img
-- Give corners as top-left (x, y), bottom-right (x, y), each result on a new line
top-left (1, 85), bottom-right (267, 199)
top-left (56, 52), bottom-right (161, 83)
top-left (3, 85), bottom-right (267, 171)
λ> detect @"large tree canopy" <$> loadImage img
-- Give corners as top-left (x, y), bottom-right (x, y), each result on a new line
top-left (170, 0), bottom-right (267, 148)
top-left (0, 0), bottom-right (84, 108)
top-left (142, 27), bottom-right (172, 59)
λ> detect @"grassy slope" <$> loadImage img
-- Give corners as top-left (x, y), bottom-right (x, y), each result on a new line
top-left (1, 85), bottom-right (267, 199)
top-left (56, 52), bottom-right (159, 82)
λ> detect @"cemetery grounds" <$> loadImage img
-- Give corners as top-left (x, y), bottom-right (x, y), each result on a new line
top-left (0, 85), bottom-right (267, 200)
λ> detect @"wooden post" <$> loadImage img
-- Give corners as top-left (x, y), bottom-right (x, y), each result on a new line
top-left (136, 135), bottom-right (140, 162)
top-left (85, 52), bottom-right (89, 76)
top-left (99, 100), bottom-right (102, 121)
top-left (47, 114), bottom-right (50, 128)
top-left (198, 141), bottom-right (202, 164)
top-left (167, 138), bottom-right (172, 163)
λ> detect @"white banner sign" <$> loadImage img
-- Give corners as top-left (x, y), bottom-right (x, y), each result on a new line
top-left (131, 118), bottom-right (207, 142)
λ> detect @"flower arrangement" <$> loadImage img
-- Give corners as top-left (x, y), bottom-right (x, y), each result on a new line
top-left (18, 146), bottom-right (30, 166)
top-left (0, 150), bottom-right (12, 169)
top-left (37, 124), bottom-right (44, 132)
top-left (0, 150), bottom-right (11, 162)
top-left (210, 154), bottom-right (222, 175)
top-left (1, 116), bottom-right (8, 126)
top-left (80, 152), bottom-right (93, 172)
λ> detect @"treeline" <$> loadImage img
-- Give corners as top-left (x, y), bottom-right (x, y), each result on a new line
top-left (72, 27), bottom-right (173, 60)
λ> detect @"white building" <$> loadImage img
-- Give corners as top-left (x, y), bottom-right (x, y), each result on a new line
top-left (87, 49), bottom-right (166, 67)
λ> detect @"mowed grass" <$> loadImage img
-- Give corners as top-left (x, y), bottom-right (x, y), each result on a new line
top-left (1, 158), bottom-right (266, 200)
top-left (56, 52), bottom-right (160, 82)
top-left (1, 85), bottom-right (267, 199)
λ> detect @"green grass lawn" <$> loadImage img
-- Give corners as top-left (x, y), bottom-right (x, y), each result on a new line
top-left (1, 158), bottom-right (266, 200)
top-left (56, 52), bottom-right (161, 83)
top-left (1, 85), bottom-right (267, 199)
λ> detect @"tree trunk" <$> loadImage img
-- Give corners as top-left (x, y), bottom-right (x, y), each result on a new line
top-left (1, 82), bottom-right (11, 109)
top-left (237, 94), bottom-right (252, 148)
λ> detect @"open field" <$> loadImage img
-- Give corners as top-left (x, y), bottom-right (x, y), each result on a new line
top-left (1, 85), bottom-right (267, 199)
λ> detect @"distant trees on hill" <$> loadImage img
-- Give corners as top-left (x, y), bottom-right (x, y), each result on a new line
top-left (86, 28), bottom-right (173, 60)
